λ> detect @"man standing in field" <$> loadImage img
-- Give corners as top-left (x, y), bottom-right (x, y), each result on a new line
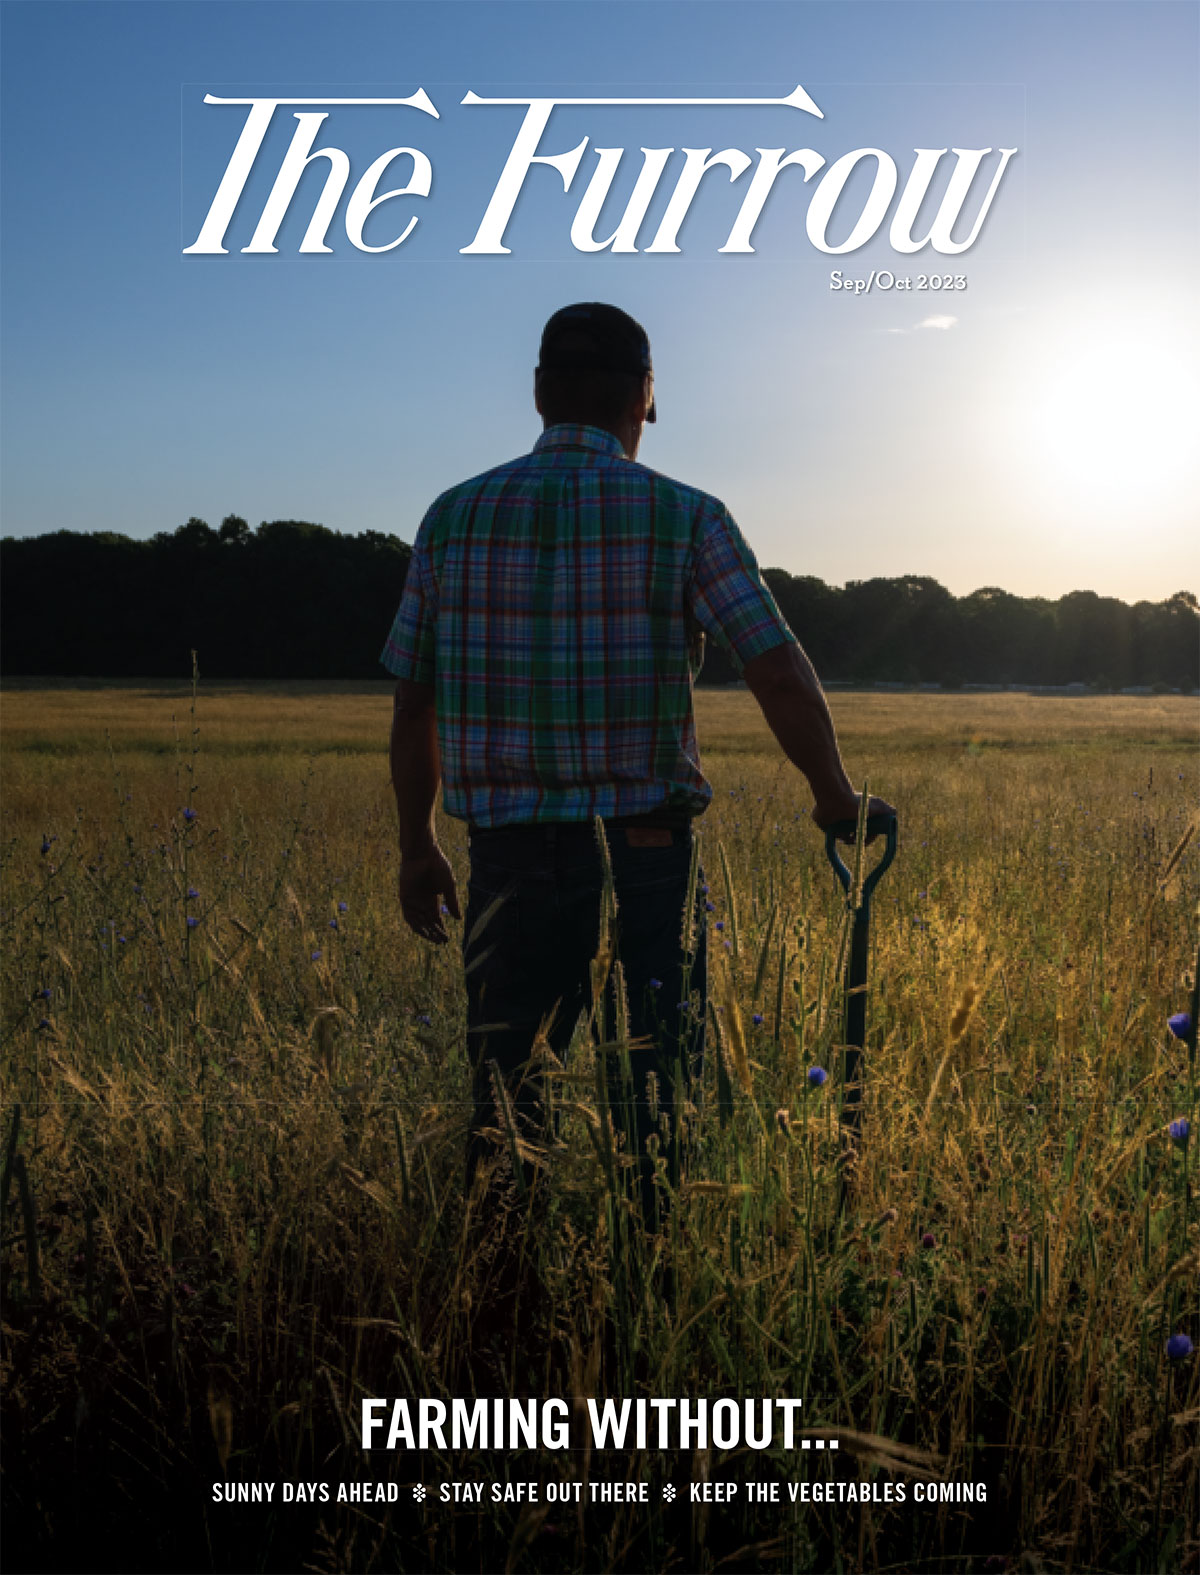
top-left (383, 302), bottom-right (892, 1229)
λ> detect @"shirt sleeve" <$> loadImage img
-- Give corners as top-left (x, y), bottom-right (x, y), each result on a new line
top-left (380, 525), bottom-right (438, 684)
top-left (687, 503), bottom-right (798, 671)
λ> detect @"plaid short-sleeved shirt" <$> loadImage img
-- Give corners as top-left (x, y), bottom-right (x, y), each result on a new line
top-left (381, 424), bottom-right (797, 827)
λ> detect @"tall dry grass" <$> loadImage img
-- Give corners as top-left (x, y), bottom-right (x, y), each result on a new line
top-left (1, 681), bottom-right (1196, 1573)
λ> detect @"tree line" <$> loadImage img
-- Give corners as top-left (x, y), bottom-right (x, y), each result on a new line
top-left (2, 517), bottom-right (1196, 689)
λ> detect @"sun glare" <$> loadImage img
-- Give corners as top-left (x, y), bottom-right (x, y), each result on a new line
top-left (1027, 333), bottom-right (1199, 509)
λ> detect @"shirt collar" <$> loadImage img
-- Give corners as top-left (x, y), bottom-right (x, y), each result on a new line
top-left (532, 424), bottom-right (627, 458)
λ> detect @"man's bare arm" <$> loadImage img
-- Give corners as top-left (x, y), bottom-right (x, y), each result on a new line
top-left (390, 679), bottom-right (440, 855)
top-left (741, 643), bottom-right (895, 836)
top-left (389, 679), bottom-right (461, 942)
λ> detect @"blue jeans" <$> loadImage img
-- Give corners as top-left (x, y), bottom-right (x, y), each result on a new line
top-left (462, 816), bottom-right (707, 1225)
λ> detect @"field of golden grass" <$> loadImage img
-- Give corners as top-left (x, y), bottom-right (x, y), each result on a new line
top-left (1, 682), bottom-right (1197, 1574)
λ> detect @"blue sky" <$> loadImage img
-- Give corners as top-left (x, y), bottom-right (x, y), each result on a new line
top-left (2, 0), bottom-right (1196, 601)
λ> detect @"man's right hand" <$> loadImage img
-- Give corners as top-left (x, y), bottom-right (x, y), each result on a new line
top-left (812, 793), bottom-right (898, 843)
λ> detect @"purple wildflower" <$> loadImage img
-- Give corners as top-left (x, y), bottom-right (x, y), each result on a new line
top-left (329, 918), bottom-right (338, 930)
top-left (648, 978), bottom-right (662, 990)
top-left (36, 1018), bottom-right (51, 1031)
top-left (186, 916), bottom-right (199, 929)
top-left (417, 1013), bottom-right (432, 1027)
top-left (1167, 1012), bottom-right (1191, 1040)
top-left (1168, 1118), bottom-right (1190, 1146)
top-left (1166, 1333), bottom-right (1193, 1362)
top-left (752, 1013), bottom-right (764, 1026)
top-left (182, 807), bottom-right (197, 824)
top-left (310, 950), bottom-right (322, 962)
top-left (807, 1066), bottom-right (828, 1087)
top-left (187, 886), bottom-right (199, 899)
top-left (37, 987), bottom-right (51, 1000)
top-left (714, 921), bottom-right (724, 931)
top-left (921, 1231), bottom-right (937, 1250)
top-left (705, 901), bottom-right (716, 912)
top-left (338, 901), bottom-right (348, 913)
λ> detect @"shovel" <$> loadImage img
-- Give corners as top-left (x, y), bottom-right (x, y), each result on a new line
top-left (824, 812), bottom-right (898, 1140)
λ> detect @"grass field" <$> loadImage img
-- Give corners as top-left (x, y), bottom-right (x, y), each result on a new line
top-left (2, 681), bottom-right (1197, 1574)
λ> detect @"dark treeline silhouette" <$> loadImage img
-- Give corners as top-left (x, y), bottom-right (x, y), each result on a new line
top-left (754, 571), bottom-right (1199, 691)
top-left (2, 519), bottom-right (1196, 689)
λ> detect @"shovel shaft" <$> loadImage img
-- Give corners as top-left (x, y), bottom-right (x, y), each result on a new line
top-left (845, 906), bottom-right (870, 1047)
top-left (824, 813), bottom-right (898, 1141)
top-left (842, 908), bottom-right (870, 1128)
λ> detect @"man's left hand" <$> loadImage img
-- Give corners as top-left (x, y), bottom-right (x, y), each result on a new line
top-left (398, 843), bottom-right (461, 944)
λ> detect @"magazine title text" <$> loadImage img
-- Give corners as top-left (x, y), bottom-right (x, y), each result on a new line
top-left (184, 86), bottom-right (1017, 259)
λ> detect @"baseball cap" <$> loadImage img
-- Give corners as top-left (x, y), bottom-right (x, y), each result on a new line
top-left (537, 303), bottom-right (656, 422)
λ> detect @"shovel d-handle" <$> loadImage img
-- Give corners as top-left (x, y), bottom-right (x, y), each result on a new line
top-left (823, 813), bottom-right (898, 1141)
top-left (823, 814), bottom-right (899, 901)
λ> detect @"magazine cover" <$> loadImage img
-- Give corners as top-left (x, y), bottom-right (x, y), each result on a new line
top-left (2, 2), bottom-right (1197, 1572)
